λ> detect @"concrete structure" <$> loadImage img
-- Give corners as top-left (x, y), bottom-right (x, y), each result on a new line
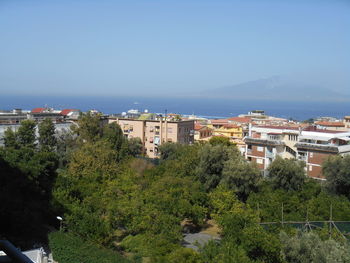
top-left (0, 122), bottom-right (73, 146)
top-left (109, 118), bottom-right (194, 158)
top-left (244, 125), bottom-right (350, 179)
top-left (344, 116), bottom-right (350, 129)
top-left (296, 130), bottom-right (350, 179)
top-left (315, 121), bottom-right (347, 131)
top-left (244, 126), bottom-right (300, 171)
top-left (0, 108), bottom-right (81, 124)
top-left (194, 123), bottom-right (212, 141)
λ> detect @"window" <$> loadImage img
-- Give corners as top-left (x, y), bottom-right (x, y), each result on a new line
top-left (310, 152), bottom-right (313, 158)
top-left (257, 146), bottom-right (264, 152)
top-left (257, 159), bottom-right (263, 164)
top-left (288, 134), bottom-right (298, 141)
top-left (309, 165), bottom-right (312, 171)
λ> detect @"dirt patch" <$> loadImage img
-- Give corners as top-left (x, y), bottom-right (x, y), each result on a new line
top-left (200, 219), bottom-right (221, 238)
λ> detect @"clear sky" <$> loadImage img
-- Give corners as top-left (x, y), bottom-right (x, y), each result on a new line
top-left (0, 0), bottom-right (349, 97)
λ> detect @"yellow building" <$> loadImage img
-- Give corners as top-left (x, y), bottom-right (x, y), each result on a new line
top-left (210, 124), bottom-right (243, 139)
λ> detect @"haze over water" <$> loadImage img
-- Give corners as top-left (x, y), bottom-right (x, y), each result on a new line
top-left (0, 95), bottom-right (348, 121)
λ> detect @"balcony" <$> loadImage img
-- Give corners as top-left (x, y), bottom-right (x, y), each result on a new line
top-left (266, 150), bottom-right (274, 158)
top-left (297, 155), bottom-right (307, 162)
top-left (244, 136), bottom-right (284, 146)
top-left (295, 142), bottom-right (339, 153)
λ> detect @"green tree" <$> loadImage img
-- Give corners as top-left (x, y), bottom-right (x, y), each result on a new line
top-left (323, 155), bottom-right (350, 198)
top-left (209, 136), bottom-right (234, 146)
top-left (166, 248), bottom-right (203, 263)
top-left (4, 127), bottom-right (18, 148)
top-left (74, 112), bottom-right (102, 143)
top-left (196, 144), bottom-right (240, 191)
top-left (222, 158), bottom-right (261, 201)
top-left (159, 142), bottom-right (183, 160)
top-left (38, 118), bottom-right (57, 150)
top-left (102, 122), bottom-right (126, 150)
top-left (280, 231), bottom-right (350, 263)
top-left (128, 137), bottom-right (143, 157)
top-left (268, 157), bottom-right (306, 191)
top-left (68, 141), bottom-right (119, 181)
top-left (17, 119), bottom-right (36, 148)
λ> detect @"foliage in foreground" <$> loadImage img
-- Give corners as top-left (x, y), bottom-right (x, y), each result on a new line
top-left (48, 231), bottom-right (134, 263)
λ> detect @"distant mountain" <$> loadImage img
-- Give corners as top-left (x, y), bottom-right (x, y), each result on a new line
top-left (202, 76), bottom-right (348, 101)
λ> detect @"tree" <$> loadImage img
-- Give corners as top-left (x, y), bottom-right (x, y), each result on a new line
top-left (38, 118), bottom-right (57, 150)
top-left (240, 224), bottom-right (282, 263)
top-left (222, 159), bottom-right (261, 201)
top-left (323, 155), bottom-right (350, 198)
top-left (196, 143), bottom-right (240, 191)
top-left (68, 141), bottom-right (119, 181)
top-left (17, 119), bottom-right (36, 148)
top-left (128, 137), bottom-right (143, 157)
top-left (159, 142), bottom-right (183, 160)
top-left (74, 112), bottom-right (102, 143)
top-left (268, 157), bottom-right (306, 191)
top-left (280, 231), bottom-right (350, 263)
top-left (102, 122), bottom-right (129, 160)
top-left (209, 136), bottom-right (234, 146)
top-left (102, 122), bottom-right (126, 151)
top-left (4, 127), bottom-right (18, 149)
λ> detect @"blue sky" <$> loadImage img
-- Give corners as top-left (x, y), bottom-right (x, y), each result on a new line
top-left (0, 0), bottom-right (349, 97)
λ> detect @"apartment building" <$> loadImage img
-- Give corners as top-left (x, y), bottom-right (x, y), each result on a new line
top-left (296, 130), bottom-right (350, 179)
top-left (245, 125), bottom-right (350, 179)
top-left (315, 121), bottom-right (347, 131)
top-left (244, 126), bottom-right (300, 170)
top-left (109, 118), bottom-right (194, 158)
top-left (194, 123), bottom-right (212, 141)
top-left (344, 116), bottom-right (350, 129)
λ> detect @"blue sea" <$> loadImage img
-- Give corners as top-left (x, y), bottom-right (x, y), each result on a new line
top-left (0, 95), bottom-right (349, 121)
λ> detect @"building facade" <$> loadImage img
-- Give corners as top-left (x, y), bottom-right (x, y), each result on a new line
top-left (109, 118), bottom-right (194, 158)
top-left (244, 125), bottom-right (350, 179)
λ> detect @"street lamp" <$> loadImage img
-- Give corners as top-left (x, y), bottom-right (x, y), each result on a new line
top-left (56, 216), bottom-right (63, 231)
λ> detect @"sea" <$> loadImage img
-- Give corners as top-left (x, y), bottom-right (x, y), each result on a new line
top-left (0, 95), bottom-right (349, 121)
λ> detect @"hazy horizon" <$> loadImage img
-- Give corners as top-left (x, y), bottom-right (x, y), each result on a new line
top-left (1, 0), bottom-right (349, 98)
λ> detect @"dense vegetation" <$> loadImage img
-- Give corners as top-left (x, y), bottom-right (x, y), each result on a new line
top-left (1, 114), bottom-right (350, 262)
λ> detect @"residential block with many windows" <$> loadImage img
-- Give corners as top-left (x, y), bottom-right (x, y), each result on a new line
top-left (109, 118), bottom-right (194, 158)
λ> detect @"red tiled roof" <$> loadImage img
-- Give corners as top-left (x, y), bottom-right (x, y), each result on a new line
top-left (303, 126), bottom-right (342, 133)
top-left (194, 123), bottom-right (203, 130)
top-left (315, 121), bottom-right (345, 127)
top-left (60, 109), bottom-right (79, 116)
top-left (31, 107), bottom-right (46, 113)
top-left (257, 125), bottom-right (300, 130)
top-left (195, 123), bottom-right (212, 131)
top-left (228, 117), bottom-right (252, 123)
top-left (210, 119), bottom-right (229, 124)
top-left (222, 124), bottom-right (240, 129)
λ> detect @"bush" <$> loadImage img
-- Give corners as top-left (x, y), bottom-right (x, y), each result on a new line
top-left (48, 231), bottom-right (131, 263)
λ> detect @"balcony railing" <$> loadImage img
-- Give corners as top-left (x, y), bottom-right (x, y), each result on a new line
top-left (244, 137), bottom-right (284, 146)
top-left (266, 151), bottom-right (274, 158)
top-left (295, 142), bottom-right (339, 153)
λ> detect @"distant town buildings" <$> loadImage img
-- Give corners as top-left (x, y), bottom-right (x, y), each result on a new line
top-left (0, 108), bottom-right (80, 146)
top-left (1, 106), bottom-right (350, 178)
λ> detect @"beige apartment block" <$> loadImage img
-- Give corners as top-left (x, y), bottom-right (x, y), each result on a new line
top-left (109, 118), bottom-right (194, 158)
